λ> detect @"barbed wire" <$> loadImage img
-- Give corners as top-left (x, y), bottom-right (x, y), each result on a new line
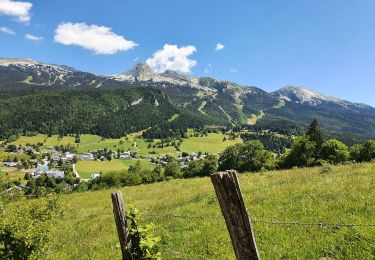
top-left (251, 219), bottom-right (375, 227)
top-left (59, 212), bottom-right (375, 227)
top-left (159, 248), bottom-right (205, 259)
top-left (143, 213), bottom-right (223, 219)
top-left (60, 211), bottom-right (112, 220)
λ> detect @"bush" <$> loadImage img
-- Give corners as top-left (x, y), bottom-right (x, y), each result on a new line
top-left (321, 139), bottom-right (349, 164)
top-left (278, 135), bottom-right (317, 168)
top-left (164, 161), bottom-right (182, 178)
top-left (350, 144), bottom-right (363, 162)
top-left (218, 141), bottom-right (275, 172)
top-left (0, 198), bottom-right (61, 259)
top-left (360, 140), bottom-right (375, 162)
top-left (184, 155), bottom-right (218, 178)
top-left (126, 205), bottom-right (161, 259)
top-left (218, 144), bottom-right (242, 171)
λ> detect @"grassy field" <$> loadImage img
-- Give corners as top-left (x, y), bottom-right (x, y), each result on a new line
top-left (0, 151), bottom-right (30, 161)
top-left (0, 170), bottom-right (27, 184)
top-left (272, 99), bottom-right (286, 109)
top-left (247, 111), bottom-right (266, 125)
top-left (10, 132), bottom-right (241, 157)
top-left (10, 162), bottom-right (375, 259)
top-left (76, 159), bottom-right (154, 179)
top-left (180, 133), bottom-right (242, 154)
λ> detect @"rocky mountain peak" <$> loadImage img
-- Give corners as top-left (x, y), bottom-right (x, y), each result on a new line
top-left (272, 86), bottom-right (342, 105)
top-left (125, 62), bottom-right (154, 78)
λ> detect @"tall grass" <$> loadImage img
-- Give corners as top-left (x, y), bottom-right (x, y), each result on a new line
top-left (9, 162), bottom-right (375, 259)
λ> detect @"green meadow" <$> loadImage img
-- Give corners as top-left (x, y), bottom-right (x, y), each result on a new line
top-left (10, 162), bottom-right (374, 259)
top-left (0, 170), bottom-right (27, 184)
top-left (181, 133), bottom-right (242, 154)
top-left (9, 132), bottom-right (242, 157)
top-left (76, 159), bottom-right (154, 179)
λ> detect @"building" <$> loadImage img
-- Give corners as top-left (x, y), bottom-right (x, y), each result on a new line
top-left (119, 151), bottom-right (131, 160)
top-left (90, 173), bottom-right (101, 180)
top-left (6, 184), bottom-right (26, 193)
top-left (3, 162), bottom-right (19, 167)
top-left (61, 152), bottom-right (75, 162)
top-left (79, 153), bottom-right (95, 161)
top-left (46, 170), bottom-right (64, 178)
top-left (32, 164), bottom-right (49, 177)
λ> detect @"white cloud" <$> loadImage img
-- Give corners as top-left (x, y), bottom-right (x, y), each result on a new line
top-left (0, 0), bottom-right (32, 23)
top-left (25, 33), bottom-right (43, 41)
top-left (215, 43), bottom-right (225, 51)
top-left (146, 44), bottom-right (197, 73)
top-left (54, 22), bottom-right (137, 55)
top-left (0, 26), bottom-right (15, 35)
top-left (230, 68), bottom-right (238, 73)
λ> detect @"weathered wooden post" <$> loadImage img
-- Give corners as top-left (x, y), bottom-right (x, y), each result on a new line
top-left (210, 170), bottom-right (260, 260)
top-left (111, 190), bottom-right (133, 260)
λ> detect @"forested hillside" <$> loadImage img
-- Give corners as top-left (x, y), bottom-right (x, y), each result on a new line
top-left (0, 88), bottom-right (177, 139)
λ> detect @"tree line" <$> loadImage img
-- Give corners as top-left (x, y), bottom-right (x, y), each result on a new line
top-left (219, 119), bottom-right (375, 172)
top-left (0, 88), bottom-right (176, 139)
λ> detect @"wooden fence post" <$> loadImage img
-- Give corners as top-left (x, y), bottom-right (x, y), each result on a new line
top-left (210, 170), bottom-right (260, 260)
top-left (111, 190), bottom-right (133, 260)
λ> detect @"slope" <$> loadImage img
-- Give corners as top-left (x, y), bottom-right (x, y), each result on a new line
top-left (8, 162), bottom-right (375, 259)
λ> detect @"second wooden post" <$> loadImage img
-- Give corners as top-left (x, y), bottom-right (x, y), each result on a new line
top-left (210, 170), bottom-right (260, 260)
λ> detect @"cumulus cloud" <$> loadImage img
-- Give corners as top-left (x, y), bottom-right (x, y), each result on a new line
top-left (0, 0), bottom-right (32, 23)
top-left (215, 43), bottom-right (225, 51)
top-left (25, 33), bottom-right (43, 41)
top-left (54, 22), bottom-right (137, 55)
top-left (0, 26), bottom-right (15, 35)
top-left (146, 44), bottom-right (197, 73)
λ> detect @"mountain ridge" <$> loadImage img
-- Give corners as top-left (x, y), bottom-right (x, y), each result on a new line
top-left (0, 57), bottom-right (371, 108)
top-left (1, 57), bottom-right (375, 141)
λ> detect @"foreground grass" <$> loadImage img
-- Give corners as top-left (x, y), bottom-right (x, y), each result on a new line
top-left (11, 162), bottom-right (373, 259)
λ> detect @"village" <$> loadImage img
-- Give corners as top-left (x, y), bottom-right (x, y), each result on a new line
top-left (1, 142), bottom-right (208, 193)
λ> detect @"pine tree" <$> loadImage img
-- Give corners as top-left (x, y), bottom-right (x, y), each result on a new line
top-left (75, 133), bottom-right (81, 144)
top-left (306, 119), bottom-right (324, 148)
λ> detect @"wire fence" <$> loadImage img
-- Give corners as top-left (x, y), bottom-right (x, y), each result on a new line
top-left (56, 210), bottom-right (375, 259)
top-left (59, 211), bottom-right (375, 227)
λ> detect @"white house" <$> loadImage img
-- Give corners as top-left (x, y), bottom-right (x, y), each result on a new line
top-left (46, 170), bottom-right (64, 178)
top-left (3, 162), bottom-right (18, 167)
top-left (79, 153), bottom-right (95, 161)
top-left (90, 173), bottom-right (101, 180)
top-left (119, 151), bottom-right (131, 160)
top-left (32, 164), bottom-right (49, 177)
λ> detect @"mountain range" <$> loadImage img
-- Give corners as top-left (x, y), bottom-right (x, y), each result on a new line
top-left (1, 57), bottom-right (375, 142)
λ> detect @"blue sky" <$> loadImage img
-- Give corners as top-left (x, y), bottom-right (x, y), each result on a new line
top-left (1, 0), bottom-right (375, 106)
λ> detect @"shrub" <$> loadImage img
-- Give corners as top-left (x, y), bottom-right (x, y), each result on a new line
top-left (218, 141), bottom-right (275, 172)
top-left (126, 205), bottom-right (161, 259)
top-left (164, 161), bottom-right (182, 178)
top-left (360, 140), bottom-right (375, 162)
top-left (218, 144), bottom-right (242, 171)
top-left (321, 139), bottom-right (349, 164)
top-left (350, 144), bottom-right (363, 162)
top-left (278, 135), bottom-right (317, 168)
top-left (0, 198), bottom-right (61, 259)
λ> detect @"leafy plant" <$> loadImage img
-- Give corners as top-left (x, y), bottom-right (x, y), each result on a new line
top-left (126, 205), bottom-right (161, 260)
top-left (0, 197), bottom-right (62, 259)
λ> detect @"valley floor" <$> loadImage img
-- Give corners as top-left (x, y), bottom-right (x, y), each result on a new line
top-left (11, 162), bottom-right (375, 259)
